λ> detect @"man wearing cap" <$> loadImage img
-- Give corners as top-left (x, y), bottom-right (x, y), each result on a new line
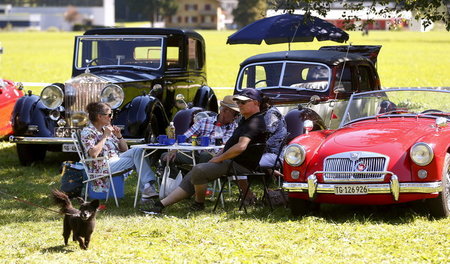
top-left (141, 88), bottom-right (267, 213)
top-left (153, 95), bottom-right (240, 192)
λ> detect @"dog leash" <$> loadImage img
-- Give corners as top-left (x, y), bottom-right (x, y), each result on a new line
top-left (0, 189), bottom-right (62, 215)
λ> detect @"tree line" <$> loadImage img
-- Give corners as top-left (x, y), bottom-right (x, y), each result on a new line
top-left (122, 0), bottom-right (448, 31)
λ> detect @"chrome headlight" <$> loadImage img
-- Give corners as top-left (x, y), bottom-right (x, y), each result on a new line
top-left (284, 143), bottom-right (306, 167)
top-left (410, 142), bottom-right (434, 166)
top-left (100, 84), bottom-right (124, 109)
top-left (40, 85), bottom-right (64, 109)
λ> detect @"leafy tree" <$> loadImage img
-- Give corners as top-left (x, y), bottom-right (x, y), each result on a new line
top-left (233, 0), bottom-right (268, 28)
top-left (127, 0), bottom-right (178, 25)
top-left (268, 0), bottom-right (450, 31)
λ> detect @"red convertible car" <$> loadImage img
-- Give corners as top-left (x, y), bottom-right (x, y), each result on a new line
top-left (283, 88), bottom-right (450, 218)
top-left (0, 78), bottom-right (23, 138)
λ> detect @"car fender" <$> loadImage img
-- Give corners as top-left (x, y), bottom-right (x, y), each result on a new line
top-left (409, 130), bottom-right (450, 181)
top-left (283, 129), bottom-right (334, 182)
top-left (113, 95), bottom-right (169, 138)
top-left (192, 86), bottom-right (218, 112)
top-left (284, 107), bottom-right (327, 142)
top-left (11, 94), bottom-right (54, 137)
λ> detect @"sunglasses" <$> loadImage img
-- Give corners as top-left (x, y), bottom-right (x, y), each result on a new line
top-left (235, 100), bottom-right (251, 105)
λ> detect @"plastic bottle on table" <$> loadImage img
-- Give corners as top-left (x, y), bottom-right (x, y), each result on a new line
top-left (191, 135), bottom-right (198, 146)
top-left (213, 122), bottom-right (223, 146)
top-left (166, 122), bottom-right (176, 139)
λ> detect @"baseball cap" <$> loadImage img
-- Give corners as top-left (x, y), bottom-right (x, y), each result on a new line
top-left (232, 88), bottom-right (262, 102)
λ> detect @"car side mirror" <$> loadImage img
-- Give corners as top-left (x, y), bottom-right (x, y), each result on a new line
top-left (436, 117), bottom-right (447, 128)
top-left (175, 94), bottom-right (188, 109)
top-left (334, 84), bottom-right (346, 94)
top-left (304, 120), bottom-right (314, 134)
top-left (309, 95), bottom-right (321, 105)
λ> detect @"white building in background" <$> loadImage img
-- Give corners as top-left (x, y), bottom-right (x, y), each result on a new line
top-left (0, 0), bottom-right (114, 31)
top-left (219, 0), bottom-right (238, 29)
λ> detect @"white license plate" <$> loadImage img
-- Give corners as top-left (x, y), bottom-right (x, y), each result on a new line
top-left (334, 185), bottom-right (368, 195)
top-left (62, 143), bottom-right (77, 153)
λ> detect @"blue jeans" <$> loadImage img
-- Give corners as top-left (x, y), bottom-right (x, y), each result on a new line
top-left (109, 148), bottom-right (155, 191)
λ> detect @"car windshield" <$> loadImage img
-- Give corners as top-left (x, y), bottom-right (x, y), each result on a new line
top-left (237, 61), bottom-right (331, 91)
top-left (340, 89), bottom-right (450, 127)
top-left (75, 36), bottom-right (164, 70)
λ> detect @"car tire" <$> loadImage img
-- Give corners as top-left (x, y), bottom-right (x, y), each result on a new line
top-left (427, 153), bottom-right (450, 218)
top-left (17, 144), bottom-right (46, 166)
top-left (289, 196), bottom-right (311, 216)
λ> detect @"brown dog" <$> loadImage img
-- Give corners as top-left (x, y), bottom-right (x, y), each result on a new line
top-left (51, 189), bottom-right (99, 250)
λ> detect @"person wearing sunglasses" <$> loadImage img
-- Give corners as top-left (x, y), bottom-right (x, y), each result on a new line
top-left (141, 88), bottom-right (267, 213)
top-left (81, 102), bottom-right (158, 202)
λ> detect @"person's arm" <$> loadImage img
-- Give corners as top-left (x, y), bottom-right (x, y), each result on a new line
top-left (112, 125), bottom-right (128, 152)
top-left (86, 126), bottom-right (112, 158)
top-left (184, 118), bottom-right (205, 139)
top-left (209, 136), bottom-right (250, 163)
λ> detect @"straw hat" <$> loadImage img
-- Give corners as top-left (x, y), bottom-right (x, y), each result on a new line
top-left (220, 95), bottom-right (240, 112)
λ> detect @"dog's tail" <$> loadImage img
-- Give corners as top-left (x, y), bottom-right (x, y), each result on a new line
top-left (51, 189), bottom-right (76, 215)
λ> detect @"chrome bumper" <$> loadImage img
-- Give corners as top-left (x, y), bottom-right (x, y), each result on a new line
top-left (9, 135), bottom-right (145, 145)
top-left (283, 175), bottom-right (443, 201)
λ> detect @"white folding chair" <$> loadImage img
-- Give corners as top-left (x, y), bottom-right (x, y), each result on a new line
top-left (71, 131), bottom-right (119, 207)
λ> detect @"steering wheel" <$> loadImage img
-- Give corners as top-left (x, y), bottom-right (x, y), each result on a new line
top-left (88, 57), bottom-right (116, 66)
top-left (420, 109), bottom-right (443, 114)
top-left (254, 79), bottom-right (267, 87)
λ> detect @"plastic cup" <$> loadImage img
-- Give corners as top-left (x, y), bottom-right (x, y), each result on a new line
top-left (200, 136), bottom-right (210, 146)
top-left (157, 135), bottom-right (167, 144)
top-left (165, 138), bottom-right (176, 145)
top-left (177, 135), bottom-right (187, 143)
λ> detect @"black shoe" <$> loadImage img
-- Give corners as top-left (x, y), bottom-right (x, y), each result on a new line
top-left (140, 200), bottom-right (164, 215)
top-left (190, 201), bottom-right (205, 212)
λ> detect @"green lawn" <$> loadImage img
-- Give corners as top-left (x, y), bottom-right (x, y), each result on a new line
top-left (0, 29), bottom-right (450, 263)
top-left (1, 30), bottom-right (449, 90)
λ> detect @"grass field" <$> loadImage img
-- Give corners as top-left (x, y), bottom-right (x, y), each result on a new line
top-left (1, 30), bottom-right (449, 90)
top-left (0, 29), bottom-right (450, 263)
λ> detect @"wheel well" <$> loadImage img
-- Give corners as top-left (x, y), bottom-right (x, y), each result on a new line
top-left (193, 86), bottom-right (218, 113)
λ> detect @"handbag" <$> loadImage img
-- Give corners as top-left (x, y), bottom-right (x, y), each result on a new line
top-left (60, 161), bottom-right (87, 198)
top-left (266, 188), bottom-right (289, 207)
top-left (159, 165), bottom-right (183, 199)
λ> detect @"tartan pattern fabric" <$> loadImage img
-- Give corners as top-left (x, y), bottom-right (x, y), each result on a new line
top-left (184, 116), bottom-right (237, 144)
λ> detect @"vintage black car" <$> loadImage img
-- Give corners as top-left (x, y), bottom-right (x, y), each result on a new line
top-left (10, 28), bottom-right (218, 165)
top-left (233, 45), bottom-right (382, 140)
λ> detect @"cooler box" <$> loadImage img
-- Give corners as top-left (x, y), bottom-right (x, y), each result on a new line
top-left (88, 176), bottom-right (125, 199)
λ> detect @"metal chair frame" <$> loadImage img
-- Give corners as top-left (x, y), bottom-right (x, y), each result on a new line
top-left (71, 131), bottom-right (123, 207)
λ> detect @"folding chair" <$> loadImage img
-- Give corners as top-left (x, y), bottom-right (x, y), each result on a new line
top-left (263, 132), bottom-right (290, 188)
top-left (256, 133), bottom-right (291, 208)
top-left (213, 143), bottom-right (267, 213)
top-left (71, 131), bottom-right (126, 207)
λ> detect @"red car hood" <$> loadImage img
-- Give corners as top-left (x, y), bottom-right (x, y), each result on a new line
top-left (318, 118), bottom-right (436, 158)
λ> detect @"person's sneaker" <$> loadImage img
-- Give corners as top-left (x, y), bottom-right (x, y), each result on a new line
top-left (139, 197), bottom-right (156, 205)
top-left (141, 183), bottom-right (158, 199)
top-left (140, 200), bottom-right (164, 215)
top-left (190, 201), bottom-right (205, 212)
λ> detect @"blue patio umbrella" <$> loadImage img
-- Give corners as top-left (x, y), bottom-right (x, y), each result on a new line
top-left (227, 13), bottom-right (349, 49)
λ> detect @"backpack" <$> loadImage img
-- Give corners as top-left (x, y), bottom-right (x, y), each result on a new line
top-left (60, 161), bottom-right (87, 198)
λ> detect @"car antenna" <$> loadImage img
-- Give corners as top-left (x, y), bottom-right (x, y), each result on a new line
top-left (336, 42), bottom-right (352, 89)
top-left (328, 43), bottom-right (352, 128)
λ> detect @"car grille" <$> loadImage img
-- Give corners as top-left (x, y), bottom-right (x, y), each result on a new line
top-left (323, 152), bottom-right (388, 182)
top-left (64, 73), bottom-right (107, 127)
